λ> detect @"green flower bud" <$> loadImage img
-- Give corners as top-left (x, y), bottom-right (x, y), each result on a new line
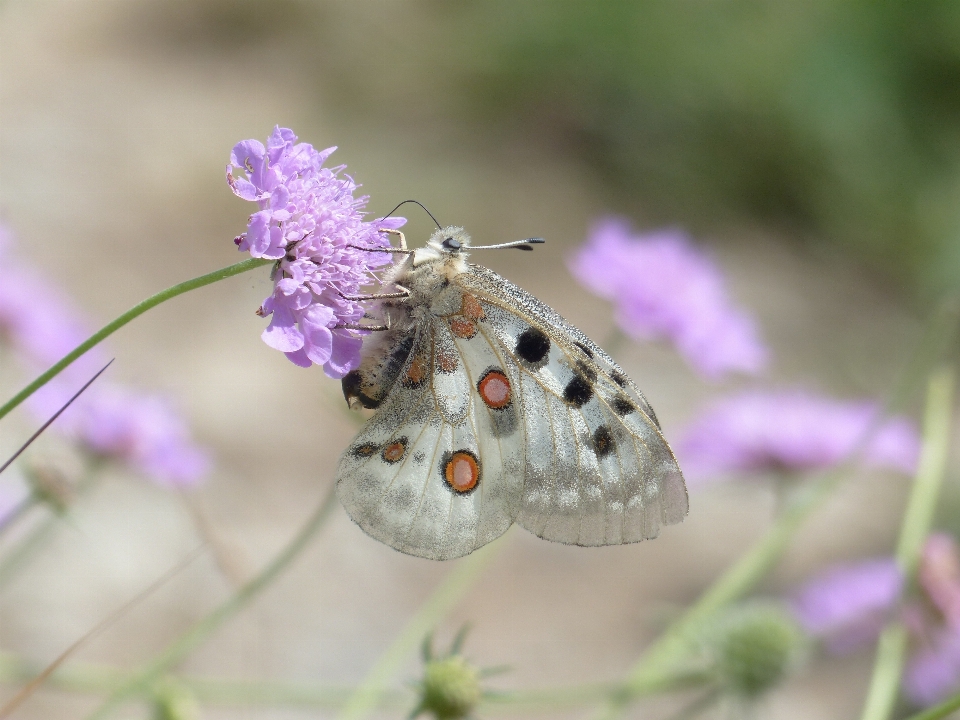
top-left (706, 602), bottom-right (805, 698)
top-left (152, 682), bottom-right (201, 720)
top-left (415, 655), bottom-right (482, 720)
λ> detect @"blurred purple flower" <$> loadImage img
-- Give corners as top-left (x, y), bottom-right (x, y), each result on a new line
top-left (227, 126), bottom-right (405, 377)
top-left (792, 558), bottom-right (902, 653)
top-left (0, 226), bottom-right (101, 371)
top-left (792, 535), bottom-right (960, 708)
top-left (675, 390), bottom-right (920, 485)
top-left (0, 223), bottom-right (210, 486)
top-left (568, 217), bottom-right (767, 380)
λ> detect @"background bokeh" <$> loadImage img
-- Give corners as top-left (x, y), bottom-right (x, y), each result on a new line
top-left (1, 1), bottom-right (956, 718)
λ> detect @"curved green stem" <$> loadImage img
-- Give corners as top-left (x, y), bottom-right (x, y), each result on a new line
top-left (0, 258), bottom-right (272, 422)
top-left (903, 690), bottom-right (960, 720)
top-left (859, 367), bottom-right (955, 720)
top-left (84, 485), bottom-right (338, 720)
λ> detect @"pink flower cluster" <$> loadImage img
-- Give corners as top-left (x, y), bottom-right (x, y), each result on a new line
top-left (227, 127), bottom-right (404, 377)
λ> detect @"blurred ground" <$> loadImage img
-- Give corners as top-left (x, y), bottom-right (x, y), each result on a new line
top-left (0, 2), bottom-right (940, 719)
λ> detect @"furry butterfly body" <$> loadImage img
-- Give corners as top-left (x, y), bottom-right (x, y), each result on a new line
top-left (337, 227), bottom-right (687, 560)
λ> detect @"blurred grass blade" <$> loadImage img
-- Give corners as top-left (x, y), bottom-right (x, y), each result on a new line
top-left (0, 359), bottom-right (113, 476)
top-left (0, 545), bottom-right (205, 719)
top-left (903, 690), bottom-right (960, 720)
top-left (337, 537), bottom-right (506, 720)
top-left (859, 366), bottom-right (955, 720)
top-left (84, 484), bottom-right (338, 720)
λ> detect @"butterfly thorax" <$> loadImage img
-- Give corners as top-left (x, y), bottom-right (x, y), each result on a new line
top-left (341, 227), bottom-right (472, 410)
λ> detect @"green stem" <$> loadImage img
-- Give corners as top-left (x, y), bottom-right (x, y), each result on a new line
top-left (859, 367), bottom-right (955, 720)
top-left (0, 650), bottom-right (709, 713)
top-left (0, 258), bottom-right (272, 422)
top-left (84, 484), bottom-right (338, 720)
top-left (903, 690), bottom-right (960, 720)
top-left (337, 537), bottom-right (506, 720)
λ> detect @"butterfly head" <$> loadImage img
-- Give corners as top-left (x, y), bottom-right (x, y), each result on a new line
top-left (426, 226), bottom-right (471, 256)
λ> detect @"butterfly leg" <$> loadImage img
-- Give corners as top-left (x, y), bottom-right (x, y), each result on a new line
top-left (348, 228), bottom-right (412, 255)
top-left (337, 287), bottom-right (411, 302)
top-left (335, 322), bottom-right (390, 331)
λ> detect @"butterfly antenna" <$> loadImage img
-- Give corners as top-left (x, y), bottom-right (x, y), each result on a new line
top-left (381, 200), bottom-right (442, 230)
top-left (0, 359), bottom-right (114, 476)
top-left (470, 237), bottom-right (545, 252)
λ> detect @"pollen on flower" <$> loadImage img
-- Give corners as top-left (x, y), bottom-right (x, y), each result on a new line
top-left (226, 126), bottom-right (405, 378)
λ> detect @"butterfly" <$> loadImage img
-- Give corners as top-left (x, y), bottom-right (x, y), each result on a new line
top-left (336, 226), bottom-right (687, 560)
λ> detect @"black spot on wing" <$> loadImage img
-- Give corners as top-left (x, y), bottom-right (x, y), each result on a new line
top-left (610, 370), bottom-right (628, 388)
top-left (592, 425), bottom-right (615, 457)
top-left (612, 396), bottom-right (635, 416)
top-left (516, 327), bottom-right (550, 364)
top-left (576, 360), bottom-right (598, 383)
top-left (563, 374), bottom-right (593, 408)
top-left (351, 442), bottom-right (379, 458)
top-left (574, 341), bottom-right (594, 358)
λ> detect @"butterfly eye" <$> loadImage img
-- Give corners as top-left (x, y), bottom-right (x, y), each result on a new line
top-left (442, 236), bottom-right (461, 251)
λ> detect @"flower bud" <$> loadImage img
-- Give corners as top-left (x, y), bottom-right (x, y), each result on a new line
top-left (706, 602), bottom-right (805, 698)
top-left (152, 682), bottom-right (200, 720)
top-left (415, 655), bottom-right (482, 720)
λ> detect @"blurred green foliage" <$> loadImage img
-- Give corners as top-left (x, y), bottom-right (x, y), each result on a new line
top-left (131, 0), bottom-right (960, 298)
top-left (446, 0), bottom-right (960, 298)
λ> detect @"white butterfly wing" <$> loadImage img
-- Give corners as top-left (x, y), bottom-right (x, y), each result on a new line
top-left (458, 264), bottom-right (688, 546)
top-left (336, 322), bottom-right (522, 561)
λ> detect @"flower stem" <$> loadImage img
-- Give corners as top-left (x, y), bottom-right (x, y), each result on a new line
top-left (337, 536), bottom-right (507, 720)
top-left (0, 257), bottom-right (272, 422)
top-left (859, 366), bottom-right (955, 720)
top-left (84, 484), bottom-right (338, 720)
top-left (902, 689), bottom-right (960, 720)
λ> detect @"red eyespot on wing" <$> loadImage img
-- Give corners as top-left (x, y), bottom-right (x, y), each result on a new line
top-left (450, 317), bottom-right (477, 339)
top-left (382, 438), bottom-right (408, 464)
top-left (405, 355), bottom-right (427, 386)
top-left (460, 294), bottom-right (485, 321)
top-left (443, 451), bottom-right (480, 493)
top-left (477, 369), bottom-right (511, 409)
top-left (437, 349), bottom-right (459, 373)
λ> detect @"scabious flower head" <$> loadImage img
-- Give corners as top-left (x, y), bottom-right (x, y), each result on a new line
top-left (568, 217), bottom-right (768, 380)
top-left (675, 390), bottom-right (920, 485)
top-left (227, 126), bottom-right (404, 377)
top-left (791, 558), bottom-right (902, 653)
top-left (791, 535), bottom-right (960, 708)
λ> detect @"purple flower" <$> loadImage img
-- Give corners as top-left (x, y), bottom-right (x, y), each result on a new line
top-left (792, 558), bottom-right (902, 653)
top-left (227, 126), bottom-right (404, 378)
top-left (791, 535), bottom-right (960, 708)
top-left (0, 224), bottom-right (210, 486)
top-left (0, 227), bottom-right (102, 370)
top-left (904, 628), bottom-right (960, 707)
top-left (675, 390), bottom-right (920, 485)
top-left (568, 217), bottom-right (767, 380)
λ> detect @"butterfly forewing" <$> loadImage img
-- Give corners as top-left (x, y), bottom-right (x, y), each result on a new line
top-left (457, 265), bottom-right (688, 544)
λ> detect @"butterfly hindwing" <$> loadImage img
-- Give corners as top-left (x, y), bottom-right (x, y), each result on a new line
top-left (336, 321), bottom-right (520, 560)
